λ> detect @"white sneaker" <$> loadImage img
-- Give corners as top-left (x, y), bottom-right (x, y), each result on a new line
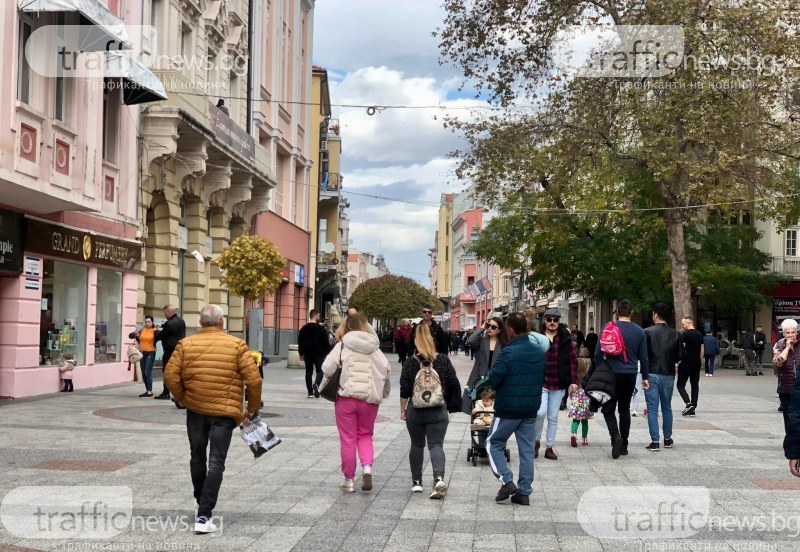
top-left (632, 411), bottom-right (638, 417)
top-left (194, 517), bottom-right (218, 534)
top-left (411, 480), bottom-right (423, 493)
top-left (430, 477), bottom-right (447, 499)
top-left (340, 479), bottom-right (355, 493)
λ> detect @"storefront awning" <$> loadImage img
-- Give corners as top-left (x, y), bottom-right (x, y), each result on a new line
top-left (105, 51), bottom-right (167, 105)
top-left (18, 0), bottom-right (131, 51)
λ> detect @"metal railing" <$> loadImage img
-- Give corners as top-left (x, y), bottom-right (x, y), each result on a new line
top-left (320, 172), bottom-right (341, 192)
top-left (772, 256), bottom-right (800, 275)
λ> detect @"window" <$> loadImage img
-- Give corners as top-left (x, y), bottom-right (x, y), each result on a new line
top-left (96, 270), bottom-right (122, 363)
top-left (318, 218), bottom-right (327, 252)
top-left (467, 276), bottom-right (475, 285)
top-left (787, 230), bottom-right (798, 257)
top-left (102, 80), bottom-right (120, 162)
top-left (40, 260), bottom-right (88, 366)
top-left (180, 23), bottom-right (193, 71)
top-left (229, 71), bottom-right (239, 122)
top-left (17, 18), bottom-right (33, 103)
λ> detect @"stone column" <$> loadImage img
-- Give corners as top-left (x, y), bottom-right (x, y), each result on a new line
top-left (208, 206), bottom-right (230, 313)
top-left (181, 198), bottom-right (208, 330)
top-left (144, 187), bottom-right (181, 316)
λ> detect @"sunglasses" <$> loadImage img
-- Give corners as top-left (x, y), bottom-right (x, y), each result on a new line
top-left (487, 324), bottom-right (499, 330)
top-left (422, 310), bottom-right (432, 314)
top-left (546, 317), bottom-right (560, 323)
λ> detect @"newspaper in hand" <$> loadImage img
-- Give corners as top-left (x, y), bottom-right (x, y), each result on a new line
top-left (239, 417), bottom-right (281, 458)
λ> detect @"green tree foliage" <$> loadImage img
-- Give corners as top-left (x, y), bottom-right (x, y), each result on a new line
top-left (349, 275), bottom-right (440, 321)
top-left (217, 235), bottom-right (286, 301)
top-left (439, 0), bottom-right (800, 320)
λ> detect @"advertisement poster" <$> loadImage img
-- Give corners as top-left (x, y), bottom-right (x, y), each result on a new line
top-left (772, 298), bottom-right (800, 342)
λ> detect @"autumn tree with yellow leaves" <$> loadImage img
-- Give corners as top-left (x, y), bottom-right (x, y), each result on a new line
top-left (217, 235), bottom-right (286, 303)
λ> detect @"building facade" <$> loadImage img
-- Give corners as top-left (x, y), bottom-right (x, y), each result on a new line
top-left (0, 0), bottom-right (166, 397)
top-left (346, 250), bottom-right (388, 297)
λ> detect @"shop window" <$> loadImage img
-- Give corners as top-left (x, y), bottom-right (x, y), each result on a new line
top-left (40, 260), bottom-right (87, 366)
top-left (96, 269), bottom-right (122, 363)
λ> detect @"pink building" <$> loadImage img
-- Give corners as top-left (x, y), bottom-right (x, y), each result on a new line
top-left (0, 0), bottom-right (166, 397)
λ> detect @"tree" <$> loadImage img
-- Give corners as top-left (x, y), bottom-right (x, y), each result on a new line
top-left (349, 275), bottom-right (440, 321)
top-left (217, 235), bottom-right (285, 302)
top-left (439, 0), bottom-right (800, 321)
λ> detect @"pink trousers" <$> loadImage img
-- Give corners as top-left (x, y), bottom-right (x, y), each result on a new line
top-left (335, 395), bottom-right (379, 480)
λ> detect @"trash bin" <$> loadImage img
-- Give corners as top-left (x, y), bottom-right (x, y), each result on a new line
top-left (286, 344), bottom-right (303, 369)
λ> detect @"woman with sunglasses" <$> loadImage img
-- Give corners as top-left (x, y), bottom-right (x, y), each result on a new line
top-left (465, 317), bottom-right (508, 390)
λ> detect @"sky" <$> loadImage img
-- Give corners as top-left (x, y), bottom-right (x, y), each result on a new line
top-left (312, 0), bottom-right (483, 287)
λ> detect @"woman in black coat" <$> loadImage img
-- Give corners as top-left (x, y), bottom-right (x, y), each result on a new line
top-left (465, 317), bottom-right (508, 388)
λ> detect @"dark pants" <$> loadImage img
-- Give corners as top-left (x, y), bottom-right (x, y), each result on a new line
top-left (602, 373), bottom-right (637, 443)
top-left (160, 349), bottom-right (174, 397)
top-left (62, 378), bottom-right (73, 391)
top-left (186, 410), bottom-right (236, 519)
top-left (780, 392), bottom-right (792, 434)
top-left (677, 362), bottom-right (701, 407)
top-left (405, 404), bottom-right (449, 481)
top-left (397, 343), bottom-right (408, 364)
top-left (704, 355), bottom-right (715, 375)
top-left (305, 356), bottom-right (324, 394)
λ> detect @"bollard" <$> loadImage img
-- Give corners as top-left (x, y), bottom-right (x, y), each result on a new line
top-left (286, 344), bottom-right (303, 369)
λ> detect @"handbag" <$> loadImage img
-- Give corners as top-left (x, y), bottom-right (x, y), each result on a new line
top-left (127, 342), bottom-right (143, 364)
top-left (320, 344), bottom-right (345, 402)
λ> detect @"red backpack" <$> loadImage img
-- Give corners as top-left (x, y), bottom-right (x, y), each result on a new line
top-left (599, 321), bottom-right (627, 363)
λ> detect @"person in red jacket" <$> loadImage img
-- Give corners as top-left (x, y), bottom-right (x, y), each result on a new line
top-left (394, 318), bottom-right (413, 364)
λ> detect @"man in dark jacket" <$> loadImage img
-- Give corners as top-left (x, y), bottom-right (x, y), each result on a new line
top-left (753, 325), bottom-right (766, 375)
top-left (298, 309), bottom-right (332, 398)
top-left (486, 312), bottom-right (545, 506)
top-left (155, 305), bottom-right (186, 400)
top-left (594, 300), bottom-right (649, 459)
top-left (409, 304), bottom-right (449, 355)
top-left (585, 327), bottom-right (599, 357)
top-left (643, 303), bottom-right (681, 452)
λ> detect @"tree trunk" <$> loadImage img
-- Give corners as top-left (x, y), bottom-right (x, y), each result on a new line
top-left (664, 215), bottom-right (693, 323)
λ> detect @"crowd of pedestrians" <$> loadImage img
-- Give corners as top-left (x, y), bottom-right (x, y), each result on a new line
top-left (135, 296), bottom-right (800, 535)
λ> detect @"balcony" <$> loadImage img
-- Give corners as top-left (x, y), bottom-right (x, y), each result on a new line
top-left (317, 251), bottom-right (338, 272)
top-left (319, 172), bottom-right (341, 201)
top-left (772, 256), bottom-right (800, 277)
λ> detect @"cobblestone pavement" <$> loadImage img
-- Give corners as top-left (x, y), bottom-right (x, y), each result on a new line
top-left (0, 353), bottom-right (799, 552)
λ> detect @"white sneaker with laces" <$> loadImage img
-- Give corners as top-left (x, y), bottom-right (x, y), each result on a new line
top-left (430, 478), bottom-right (447, 499)
top-left (411, 480), bottom-right (423, 493)
top-left (340, 479), bottom-right (355, 492)
top-left (194, 517), bottom-right (218, 534)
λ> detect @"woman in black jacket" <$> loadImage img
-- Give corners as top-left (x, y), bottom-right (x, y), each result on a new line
top-left (400, 324), bottom-right (460, 500)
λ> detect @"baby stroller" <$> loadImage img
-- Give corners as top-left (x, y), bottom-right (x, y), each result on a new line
top-left (465, 375), bottom-right (510, 466)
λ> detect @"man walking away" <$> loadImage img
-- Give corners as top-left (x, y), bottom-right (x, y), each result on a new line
top-left (486, 313), bottom-right (545, 505)
top-left (703, 332), bottom-right (720, 376)
top-left (678, 317), bottom-right (704, 415)
top-left (593, 300), bottom-right (649, 459)
top-left (741, 328), bottom-right (759, 376)
top-left (155, 305), bottom-right (186, 401)
top-left (585, 328), bottom-right (598, 358)
top-left (571, 325), bottom-right (585, 354)
top-left (164, 305), bottom-right (261, 534)
top-left (643, 303), bottom-right (681, 452)
top-left (753, 325), bottom-right (766, 375)
top-left (298, 309), bottom-right (333, 398)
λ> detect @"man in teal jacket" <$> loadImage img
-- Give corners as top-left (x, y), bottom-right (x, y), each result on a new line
top-left (487, 312), bottom-right (546, 505)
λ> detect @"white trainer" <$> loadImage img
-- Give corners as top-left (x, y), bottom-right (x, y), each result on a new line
top-left (194, 517), bottom-right (218, 534)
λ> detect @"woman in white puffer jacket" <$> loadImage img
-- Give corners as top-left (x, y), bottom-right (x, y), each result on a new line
top-left (321, 314), bottom-right (391, 493)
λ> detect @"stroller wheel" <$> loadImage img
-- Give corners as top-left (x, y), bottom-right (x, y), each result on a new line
top-left (466, 449), bottom-right (472, 462)
top-left (505, 448), bottom-right (511, 462)
top-left (472, 451), bottom-right (477, 466)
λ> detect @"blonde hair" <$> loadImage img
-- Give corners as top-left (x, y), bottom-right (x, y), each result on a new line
top-left (336, 314), bottom-right (374, 340)
top-left (414, 323), bottom-right (437, 362)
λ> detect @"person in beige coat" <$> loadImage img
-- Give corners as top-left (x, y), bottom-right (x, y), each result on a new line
top-left (164, 304), bottom-right (261, 534)
top-left (321, 314), bottom-right (391, 493)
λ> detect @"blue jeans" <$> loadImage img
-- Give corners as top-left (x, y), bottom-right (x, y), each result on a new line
top-left (140, 352), bottom-right (156, 392)
top-left (644, 374), bottom-right (675, 442)
top-left (534, 388), bottom-right (566, 446)
top-left (486, 417), bottom-right (536, 496)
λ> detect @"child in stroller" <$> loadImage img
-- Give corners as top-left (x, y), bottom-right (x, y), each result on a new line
top-left (466, 385), bottom-right (510, 465)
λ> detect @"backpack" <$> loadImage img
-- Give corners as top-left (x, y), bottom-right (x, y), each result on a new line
top-left (411, 355), bottom-right (445, 408)
top-left (599, 321), bottom-right (628, 363)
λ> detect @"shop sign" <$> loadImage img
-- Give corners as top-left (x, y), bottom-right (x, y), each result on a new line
top-left (294, 264), bottom-right (305, 286)
top-left (26, 218), bottom-right (142, 271)
top-left (772, 298), bottom-right (800, 340)
top-left (0, 209), bottom-right (24, 274)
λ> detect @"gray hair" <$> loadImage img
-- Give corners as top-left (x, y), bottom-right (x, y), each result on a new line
top-left (782, 319), bottom-right (798, 332)
top-left (199, 305), bottom-right (225, 327)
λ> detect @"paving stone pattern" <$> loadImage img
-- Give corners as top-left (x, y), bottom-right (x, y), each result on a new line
top-left (0, 353), bottom-right (798, 551)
